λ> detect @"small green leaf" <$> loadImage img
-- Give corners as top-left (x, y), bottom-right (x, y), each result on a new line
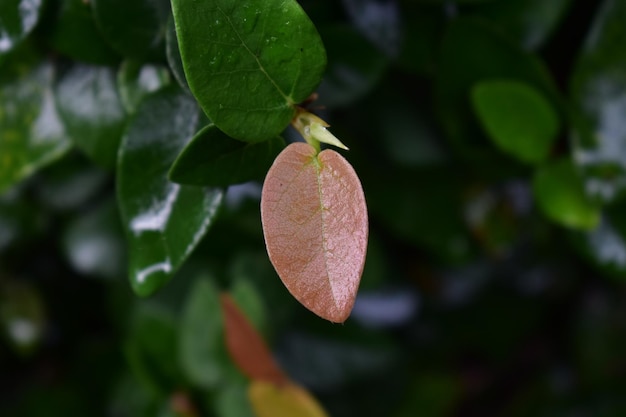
top-left (533, 158), bottom-right (601, 230)
top-left (171, 0), bottom-right (326, 142)
top-left (117, 86), bottom-right (224, 297)
top-left (436, 18), bottom-right (561, 162)
top-left (55, 65), bottom-right (126, 169)
top-left (0, 59), bottom-right (72, 192)
top-left (117, 60), bottom-right (170, 114)
top-left (48, 0), bottom-right (119, 64)
top-left (471, 79), bottom-right (559, 164)
top-left (0, 0), bottom-right (44, 58)
top-left (178, 277), bottom-right (224, 389)
top-left (169, 124), bottom-right (284, 187)
top-left (92, 0), bottom-right (171, 60)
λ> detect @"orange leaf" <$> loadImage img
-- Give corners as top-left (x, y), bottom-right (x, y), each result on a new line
top-left (248, 380), bottom-right (329, 417)
top-left (261, 142), bottom-right (368, 323)
top-left (220, 294), bottom-right (289, 385)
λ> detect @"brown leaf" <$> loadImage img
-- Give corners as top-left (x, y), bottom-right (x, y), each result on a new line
top-left (261, 142), bottom-right (368, 322)
top-left (220, 293), bottom-right (289, 385)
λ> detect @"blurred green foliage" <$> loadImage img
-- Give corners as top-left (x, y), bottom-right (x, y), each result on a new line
top-left (2, 0), bottom-right (626, 416)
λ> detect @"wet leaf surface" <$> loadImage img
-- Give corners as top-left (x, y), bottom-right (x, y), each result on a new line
top-left (261, 143), bottom-right (368, 322)
top-left (171, 0), bottom-right (326, 141)
top-left (169, 124), bottom-right (284, 187)
top-left (117, 87), bottom-right (224, 296)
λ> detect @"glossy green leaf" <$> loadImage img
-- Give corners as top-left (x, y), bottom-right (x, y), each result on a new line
top-left (0, 59), bottom-right (71, 192)
top-left (48, 0), bottom-right (119, 64)
top-left (436, 18), bottom-right (561, 161)
top-left (533, 158), bottom-right (601, 230)
top-left (171, 0), bottom-right (326, 142)
top-left (178, 277), bottom-right (224, 389)
top-left (471, 79), bottom-right (559, 164)
top-left (117, 60), bottom-right (170, 114)
top-left (117, 87), bottom-right (224, 297)
top-left (62, 198), bottom-right (126, 280)
top-left (571, 0), bottom-right (626, 203)
top-left (165, 18), bottom-right (188, 92)
top-left (55, 65), bottom-right (126, 169)
top-left (92, 0), bottom-right (170, 60)
top-left (316, 25), bottom-right (387, 109)
top-left (471, 0), bottom-right (572, 50)
top-left (169, 124), bottom-right (284, 187)
top-left (0, 0), bottom-right (43, 58)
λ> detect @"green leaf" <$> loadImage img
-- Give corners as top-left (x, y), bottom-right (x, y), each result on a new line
top-left (55, 65), bottom-right (126, 169)
top-left (117, 60), bottom-right (171, 114)
top-left (117, 86), bottom-right (224, 297)
top-left (316, 25), bottom-right (387, 109)
top-left (178, 277), bottom-right (224, 389)
top-left (92, 0), bottom-right (171, 60)
top-left (0, 59), bottom-right (72, 192)
top-left (0, 0), bottom-right (44, 59)
top-left (48, 0), bottom-right (119, 64)
top-left (169, 124), bottom-right (284, 187)
top-left (571, 0), bottom-right (626, 203)
top-left (532, 158), bottom-right (601, 230)
top-left (171, 0), bottom-right (326, 142)
top-left (471, 79), bottom-right (559, 164)
top-left (436, 18), bottom-right (561, 162)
